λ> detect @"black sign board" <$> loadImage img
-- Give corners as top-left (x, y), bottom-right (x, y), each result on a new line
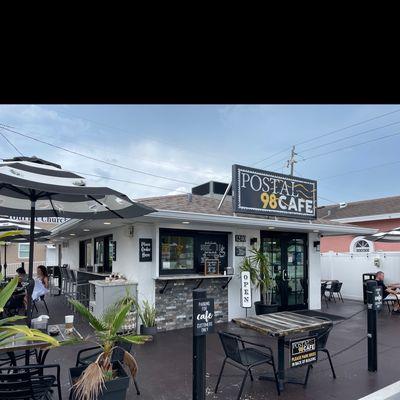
top-left (232, 164), bottom-right (317, 219)
top-left (373, 286), bottom-right (383, 311)
top-left (196, 233), bottom-right (227, 271)
top-left (139, 238), bottom-right (152, 262)
top-left (193, 298), bottom-right (214, 336)
top-left (235, 234), bottom-right (246, 242)
top-left (112, 241), bottom-right (117, 261)
top-left (204, 259), bottom-right (219, 275)
top-left (235, 246), bottom-right (246, 257)
top-left (289, 336), bottom-right (317, 368)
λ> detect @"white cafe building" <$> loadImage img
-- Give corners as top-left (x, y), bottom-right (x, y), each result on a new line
top-left (50, 166), bottom-right (376, 331)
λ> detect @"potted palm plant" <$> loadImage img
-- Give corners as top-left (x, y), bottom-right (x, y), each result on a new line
top-left (69, 299), bottom-right (152, 400)
top-left (0, 274), bottom-right (59, 350)
top-left (136, 300), bottom-right (157, 336)
top-left (240, 246), bottom-right (278, 315)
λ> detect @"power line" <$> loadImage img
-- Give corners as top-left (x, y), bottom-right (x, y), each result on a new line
top-left (0, 131), bottom-right (24, 156)
top-left (0, 124), bottom-right (197, 186)
top-left (301, 130), bottom-right (400, 162)
top-left (252, 107), bottom-right (400, 166)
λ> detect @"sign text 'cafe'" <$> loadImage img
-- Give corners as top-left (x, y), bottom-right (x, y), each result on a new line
top-left (232, 165), bottom-right (317, 219)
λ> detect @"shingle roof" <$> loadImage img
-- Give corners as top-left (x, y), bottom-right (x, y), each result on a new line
top-left (136, 194), bottom-right (350, 227)
top-left (317, 195), bottom-right (400, 220)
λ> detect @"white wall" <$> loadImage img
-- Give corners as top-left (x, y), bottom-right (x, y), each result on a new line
top-left (308, 232), bottom-right (321, 310)
top-left (321, 251), bottom-right (400, 301)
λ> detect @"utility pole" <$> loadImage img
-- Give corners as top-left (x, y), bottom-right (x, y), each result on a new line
top-left (287, 145), bottom-right (297, 176)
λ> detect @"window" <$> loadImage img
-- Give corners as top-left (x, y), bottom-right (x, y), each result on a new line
top-left (79, 239), bottom-right (93, 267)
top-left (159, 229), bottom-right (229, 275)
top-left (94, 235), bottom-right (113, 273)
top-left (18, 243), bottom-right (30, 259)
top-left (351, 236), bottom-right (373, 253)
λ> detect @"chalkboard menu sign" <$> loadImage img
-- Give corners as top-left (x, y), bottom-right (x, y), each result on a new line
top-left (196, 233), bottom-right (227, 272)
top-left (289, 336), bottom-right (317, 368)
top-left (204, 259), bottom-right (219, 275)
top-left (139, 238), bottom-right (152, 262)
top-left (235, 246), bottom-right (246, 257)
top-left (235, 235), bottom-right (246, 242)
top-left (193, 298), bottom-right (214, 336)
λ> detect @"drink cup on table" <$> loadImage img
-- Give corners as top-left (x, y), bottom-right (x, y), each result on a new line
top-left (65, 315), bottom-right (74, 332)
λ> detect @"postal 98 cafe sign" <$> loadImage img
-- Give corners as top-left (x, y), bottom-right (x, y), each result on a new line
top-left (232, 165), bottom-right (317, 219)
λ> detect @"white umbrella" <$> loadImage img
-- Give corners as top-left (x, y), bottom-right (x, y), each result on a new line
top-left (0, 156), bottom-right (155, 322)
top-left (363, 227), bottom-right (400, 242)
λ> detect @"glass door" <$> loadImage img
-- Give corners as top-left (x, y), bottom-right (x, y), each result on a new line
top-left (261, 232), bottom-right (308, 311)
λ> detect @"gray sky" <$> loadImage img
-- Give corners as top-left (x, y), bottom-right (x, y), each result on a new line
top-left (0, 104), bottom-right (399, 206)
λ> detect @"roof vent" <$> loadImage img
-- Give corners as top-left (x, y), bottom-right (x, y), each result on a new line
top-left (339, 202), bottom-right (347, 209)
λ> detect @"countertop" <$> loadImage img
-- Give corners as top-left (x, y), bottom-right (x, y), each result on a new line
top-left (155, 274), bottom-right (233, 281)
top-left (77, 270), bottom-right (110, 277)
top-left (88, 279), bottom-right (138, 287)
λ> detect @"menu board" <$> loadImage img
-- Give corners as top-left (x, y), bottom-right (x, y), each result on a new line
top-left (205, 259), bottom-right (219, 275)
top-left (139, 238), bottom-right (152, 262)
top-left (195, 233), bottom-right (227, 272)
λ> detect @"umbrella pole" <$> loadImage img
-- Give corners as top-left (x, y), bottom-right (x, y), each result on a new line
top-left (27, 201), bottom-right (36, 326)
top-left (3, 243), bottom-right (6, 280)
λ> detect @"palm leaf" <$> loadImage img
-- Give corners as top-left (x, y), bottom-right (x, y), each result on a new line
top-left (0, 315), bottom-right (26, 326)
top-left (0, 325), bottom-right (60, 346)
top-left (0, 277), bottom-right (18, 311)
top-left (69, 299), bottom-right (107, 331)
top-left (122, 350), bottom-right (138, 378)
top-left (110, 303), bottom-right (132, 336)
top-left (119, 334), bottom-right (153, 344)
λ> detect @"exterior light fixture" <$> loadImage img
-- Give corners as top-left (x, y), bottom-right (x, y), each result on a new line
top-left (69, 233), bottom-right (76, 236)
top-left (103, 222), bottom-right (111, 225)
top-left (268, 226), bottom-right (275, 230)
top-left (313, 241), bottom-right (320, 251)
top-left (83, 229), bottom-right (90, 232)
top-left (182, 221), bottom-right (190, 224)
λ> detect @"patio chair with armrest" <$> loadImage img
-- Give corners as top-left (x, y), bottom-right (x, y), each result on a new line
top-left (215, 331), bottom-right (280, 400)
top-left (321, 282), bottom-right (329, 308)
top-left (327, 281), bottom-right (344, 303)
top-left (75, 340), bottom-right (140, 395)
top-left (284, 317), bottom-right (336, 386)
top-left (0, 363), bottom-right (62, 400)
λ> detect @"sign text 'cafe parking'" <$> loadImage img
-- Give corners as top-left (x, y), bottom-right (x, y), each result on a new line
top-left (232, 165), bottom-right (317, 219)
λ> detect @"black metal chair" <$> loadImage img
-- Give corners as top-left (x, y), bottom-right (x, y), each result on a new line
top-left (75, 341), bottom-right (140, 395)
top-left (215, 331), bottom-right (280, 399)
top-left (321, 282), bottom-right (329, 308)
top-left (328, 281), bottom-right (344, 303)
top-left (0, 363), bottom-right (62, 399)
top-left (303, 317), bottom-right (336, 386)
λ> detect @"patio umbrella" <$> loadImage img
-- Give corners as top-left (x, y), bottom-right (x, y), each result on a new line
top-left (363, 227), bottom-right (400, 242)
top-left (0, 156), bottom-right (155, 321)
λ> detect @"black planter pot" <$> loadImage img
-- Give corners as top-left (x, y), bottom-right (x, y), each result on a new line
top-left (140, 325), bottom-right (157, 335)
top-left (254, 301), bottom-right (279, 315)
top-left (69, 361), bottom-right (129, 400)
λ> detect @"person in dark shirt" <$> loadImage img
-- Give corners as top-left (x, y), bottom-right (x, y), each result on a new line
top-left (376, 271), bottom-right (400, 314)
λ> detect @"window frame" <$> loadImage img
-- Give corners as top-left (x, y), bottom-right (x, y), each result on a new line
top-left (18, 243), bottom-right (30, 259)
top-left (159, 228), bottom-right (229, 276)
top-left (94, 234), bottom-right (113, 273)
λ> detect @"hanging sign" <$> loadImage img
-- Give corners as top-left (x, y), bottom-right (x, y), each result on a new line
top-left (241, 271), bottom-right (252, 308)
top-left (139, 238), bottom-right (152, 262)
top-left (289, 336), bottom-right (318, 368)
top-left (193, 298), bottom-right (214, 336)
top-left (232, 164), bottom-right (317, 219)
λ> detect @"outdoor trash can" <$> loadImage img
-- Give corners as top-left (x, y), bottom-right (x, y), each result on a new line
top-left (363, 273), bottom-right (376, 304)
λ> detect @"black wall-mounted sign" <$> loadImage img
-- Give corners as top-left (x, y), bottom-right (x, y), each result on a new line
top-left (232, 164), bottom-right (317, 219)
top-left (112, 241), bottom-right (117, 261)
top-left (193, 298), bottom-right (214, 336)
top-left (289, 336), bottom-right (317, 368)
top-left (204, 259), bottom-right (219, 275)
top-left (235, 246), bottom-right (246, 257)
top-left (235, 234), bottom-right (246, 242)
top-left (139, 238), bottom-right (152, 262)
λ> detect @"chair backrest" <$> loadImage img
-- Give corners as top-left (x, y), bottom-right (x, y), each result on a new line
top-left (112, 340), bottom-right (133, 362)
top-left (330, 281), bottom-right (341, 292)
top-left (321, 282), bottom-right (328, 295)
top-left (0, 367), bottom-right (55, 399)
top-left (218, 332), bottom-right (243, 364)
top-left (309, 317), bottom-right (333, 349)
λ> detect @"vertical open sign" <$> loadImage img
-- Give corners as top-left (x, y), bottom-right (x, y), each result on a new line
top-left (241, 271), bottom-right (252, 308)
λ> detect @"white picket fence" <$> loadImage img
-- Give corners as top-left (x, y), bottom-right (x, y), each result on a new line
top-left (3, 261), bottom-right (47, 277)
top-left (321, 251), bottom-right (400, 301)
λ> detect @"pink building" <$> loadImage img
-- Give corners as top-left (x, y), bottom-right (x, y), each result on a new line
top-left (318, 195), bottom-right (400, 253)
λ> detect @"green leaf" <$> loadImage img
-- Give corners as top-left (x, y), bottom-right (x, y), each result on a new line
top-left (0, 277), bottom-right (18, 311)
top-left (0, 325), bottom-right (60, 347)
top-left (0, 315), bottom-right (27, 326)
top-left (119, 334), bottom-right (153, 344)
top-left (69, 299), bottom-right (107, 332)
top-left (111, 303), bottom-right (132, 336)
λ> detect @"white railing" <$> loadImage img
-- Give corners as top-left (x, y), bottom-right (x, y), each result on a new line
top-left (3, 261), bottom-right (47, 277)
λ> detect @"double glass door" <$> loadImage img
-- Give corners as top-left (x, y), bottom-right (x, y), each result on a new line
top-left (261, 232), bottom-right (308, 311)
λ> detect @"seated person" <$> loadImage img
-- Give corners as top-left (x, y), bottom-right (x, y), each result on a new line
top-left (4, 267), bottom-right (28, 313)
top-left (32, 265), bottom-right (50, 302)
top-left (376, 271), bottom-right (400, 314)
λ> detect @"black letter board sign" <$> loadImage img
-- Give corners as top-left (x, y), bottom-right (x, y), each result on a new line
top-left (193, 298), bottom-right (214, 336)
top-left (235, 234), bottom-right (246, 242)
top-left (204, 259), bottom-right (219, 275)
top-left (235, 246), bottom-right (246, 257)
top-left (289, 336), bottom-right (317, 368)
top-left (139, 238), bottom-right (152, 262)
top-left (232, 164), bottom-right (317, 219)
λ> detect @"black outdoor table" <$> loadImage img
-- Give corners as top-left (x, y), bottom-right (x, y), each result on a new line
top-left (0, 323), bottom-right (83, 366)
top-left (233, 311), bottom-right (332, 391)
